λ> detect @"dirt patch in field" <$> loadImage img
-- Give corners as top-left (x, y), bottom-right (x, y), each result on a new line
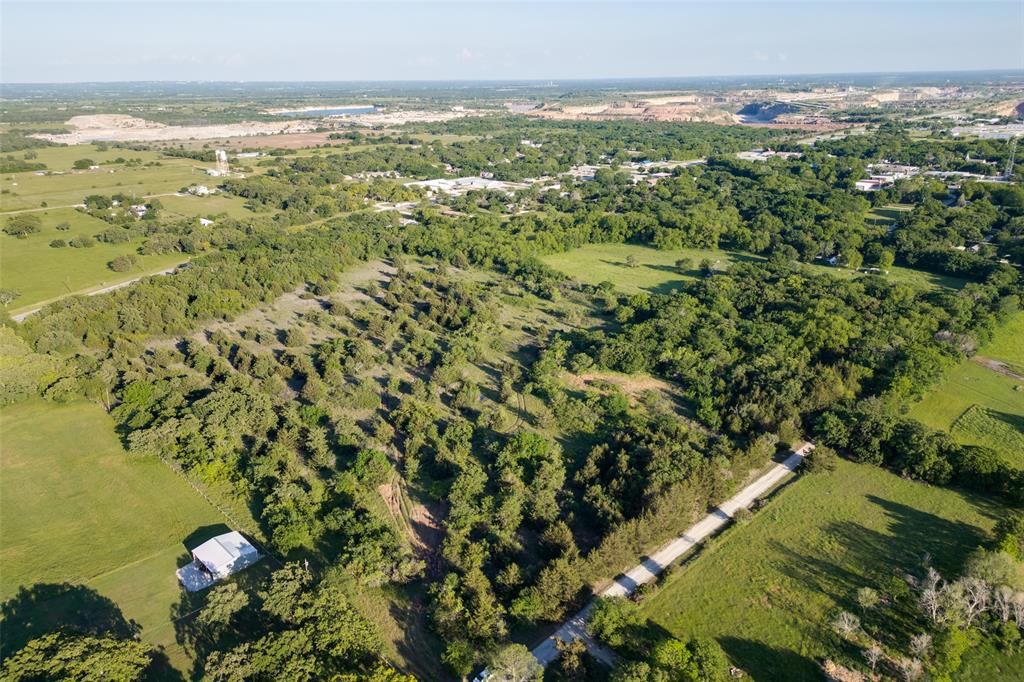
top-left (197, 286), bottom-right (326, 344)
top-left (334, 260), bottom-right (395, 304)
top-left (563, 370), bottom-right (672, 403)
top-left (379, 482), bottom-right (402, 518)
top-left (971, 355), bottom-right (1024, 381)
top-left (378, 480), bottom-right (444, 574)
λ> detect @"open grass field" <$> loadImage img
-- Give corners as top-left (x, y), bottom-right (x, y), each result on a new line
top-left (280, 144), bottom-right (377, 157)
top-left (0, 399), bottom-right (234, 672)
top-left (910, 313), bottom-right (1024, 467)
top-left (158, 192), bottom-right (262, 220)
top-left (542, 243), bottom-right (763, 295)
top-left (865, 204), bottom-right (912, 228)
top-left (979, 312), bottom-right (1024, 368)
top-left (637, 460), bottom-right (1018, 681)
top-left (911, 362), bottom-right (1024, 432)
top-left (541, 243), bottom-right (966, 296)
top-left (0, 207), bottom-right (186, 314)
top-left (404, 133), bottom-right (481, 144)
top-left (5, 144), bottom-right (170, 173)
top-left (1, 157), bottom-right (211, 212)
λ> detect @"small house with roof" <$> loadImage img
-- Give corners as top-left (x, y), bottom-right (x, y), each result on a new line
top-left (176, 530), bottom-right (261, 592)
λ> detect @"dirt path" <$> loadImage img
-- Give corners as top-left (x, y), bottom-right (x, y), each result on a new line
top-left (521, 443), bottom-right (814, 673)
top-left (971, 355), bottom-right (1024, 381)
top-left (378, 478), bottom-right (444, 566)
top-left (0, 203), bottom-right (85, 215)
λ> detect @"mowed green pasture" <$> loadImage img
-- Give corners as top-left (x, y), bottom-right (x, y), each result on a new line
top-left (0, 207), bottom-right (186, 314)
top-left (865, 204), bottom-right (912, 228)
top-left (910, 313), bottom-right (1024, 467)
top-left (542, 243), bottom-right (762, 295)
top-left (638, 460), bottom-right (1017, 681)
top-left (979, 312), bottom-right (1024, 368)
top-left (5, 144), bottom-right (170, 173)
top-left (541, 243), bottom-right (966, 296)
top-left (0, 157), bottom-right (211, 211)
top-left (158, 192), bottom-right (261, 220)
top-left (911, 362), bottom-right (1024, 431)
top-left (282, 144), bottom-right (376, 158)
top-left (0, 400), bottom-right (227, 669)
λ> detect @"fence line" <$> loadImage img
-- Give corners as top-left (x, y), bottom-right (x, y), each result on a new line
top-left (152, 451), bottom-right (284, 569)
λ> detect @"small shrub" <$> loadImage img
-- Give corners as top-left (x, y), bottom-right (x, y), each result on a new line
top-left (284, 326), bottom-right (308, 347)
top-left (109, 254), bottom-right (137, 272)
top-left (805, 445), bottom-right (839, 474)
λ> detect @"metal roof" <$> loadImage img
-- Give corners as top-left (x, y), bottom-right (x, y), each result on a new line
top-left (191, 531), bottom-right (259, 576)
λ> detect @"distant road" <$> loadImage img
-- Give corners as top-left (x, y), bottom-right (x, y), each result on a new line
top-left (0, 203), bottom-right (85, 215)
top-left (527, 442), bottom-right (814, 670)
top-left (9, 263), bottom-right (184, 322)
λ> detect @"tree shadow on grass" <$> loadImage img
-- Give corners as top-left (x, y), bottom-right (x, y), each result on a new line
top-left (770, 492), bottom-right (987, 602)
top-left (181, 524), bottom-right (234, 561)
top-left (387, 593), bottom-right (450, 682)
top-left (988, 409), bottom-right (1024, 435)
top-left (857, 495), bottom-right (987, 576)
top-left (0, 582), bottom-right (140, 659)
top-left (765, 492), bottom-right (990, 653)
top-left (0, 581), bottom-right (184, 679)
top-left (646, 280), bottom-right (689, 296)
top-left (718, 637), bottom-right (821, 681)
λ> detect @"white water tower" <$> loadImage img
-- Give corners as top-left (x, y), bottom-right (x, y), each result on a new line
top-left (215, 149), bottom-right (229, 174)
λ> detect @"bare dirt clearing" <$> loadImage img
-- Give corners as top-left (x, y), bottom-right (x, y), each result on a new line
top-left (378, 479), bottom-right (445, 580)
top-left (971, 355), bottom-right (1024, 381)
top-left (33, 114), bottom-right (317, 144)
top-left (563, 370), bottom-right (673, 403)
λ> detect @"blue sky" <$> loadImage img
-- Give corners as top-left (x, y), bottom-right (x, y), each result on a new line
top-left (1, 1), bottom-right (1021, 83)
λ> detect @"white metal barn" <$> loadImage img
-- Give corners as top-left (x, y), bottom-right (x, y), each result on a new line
top-left (176, 531), bottom-right (261, 592)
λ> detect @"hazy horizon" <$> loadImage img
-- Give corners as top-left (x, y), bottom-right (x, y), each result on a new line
top-left (2, 68), bottom-right (1023, 88)
top-left (2, 1), bottom-right (1021, 84)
